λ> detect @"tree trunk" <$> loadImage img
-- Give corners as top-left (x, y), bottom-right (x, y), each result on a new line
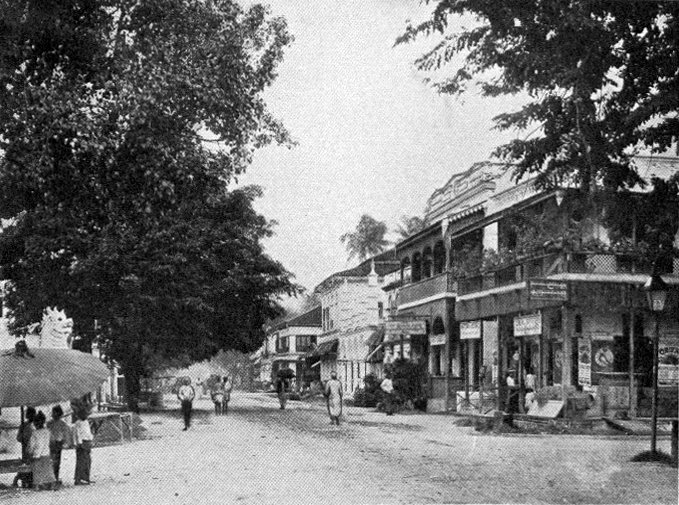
top-left (121, 362), bottom-right (142, 414)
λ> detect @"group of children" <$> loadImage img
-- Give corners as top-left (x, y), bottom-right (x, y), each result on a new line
top-left (14, 404), bottom-right (94, 490)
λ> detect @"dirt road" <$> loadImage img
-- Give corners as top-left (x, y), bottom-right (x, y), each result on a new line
top-left (0, 393), bottom-right (676, 504)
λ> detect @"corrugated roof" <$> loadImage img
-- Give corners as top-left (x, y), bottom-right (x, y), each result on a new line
top-left (270, 305), bottom-right (322, 331)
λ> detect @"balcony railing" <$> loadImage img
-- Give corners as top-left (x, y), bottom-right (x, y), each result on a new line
top-left (457, 251), bottom-right (677, 296)
top-left (397, 271), bottom-right (457, 307)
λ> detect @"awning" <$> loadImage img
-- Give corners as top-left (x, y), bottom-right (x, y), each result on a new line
top-left (364, 326), bottom-right (384, 347)
top-left (308, 339), bottom-right (338, 358)
top-left (365, 343), bottom-right (384, 363)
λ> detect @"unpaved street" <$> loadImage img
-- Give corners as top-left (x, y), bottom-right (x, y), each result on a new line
top-left (1, 393), bottom-right (676, 504)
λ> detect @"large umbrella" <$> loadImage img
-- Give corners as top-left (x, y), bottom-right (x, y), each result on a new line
top-left (0, 345), bottom-right (110, 408)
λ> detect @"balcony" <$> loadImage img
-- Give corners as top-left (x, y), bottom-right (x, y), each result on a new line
top-left (457, 251), bottom-right (677, 296)
top-left (397, 271), bottom-right (457, 307)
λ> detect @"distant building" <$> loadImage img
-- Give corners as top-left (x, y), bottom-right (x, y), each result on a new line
top-left (259, 305), bottom-right (322, 388)
top-left (308, 251), bottom-right (399, 395)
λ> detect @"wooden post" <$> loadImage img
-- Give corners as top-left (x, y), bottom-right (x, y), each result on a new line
top-left (496, 317), bottom-right (504, 413)
top-left (629, 303), bottom-right (637, 417)
top-left (672, 420), bottom-right (678, 465)
top-left (561, 304), bottom-right (573, 387)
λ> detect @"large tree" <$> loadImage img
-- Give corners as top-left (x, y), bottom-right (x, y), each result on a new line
top-left (398, 0), bottom-right (679, 192)
top-left (0, 0), bottom-right (298, 409)
top-left (340, 214), bottom-right (390, 262)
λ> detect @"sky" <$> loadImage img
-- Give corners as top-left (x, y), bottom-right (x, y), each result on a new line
top-left (238, 0), bottom-right (525, 298)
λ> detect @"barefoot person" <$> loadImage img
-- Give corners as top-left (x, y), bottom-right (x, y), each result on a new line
top-left (177, 378), bottom-right (196, 430)
top-left (211, 380), bottom-right (225, 416)
top-left (275, 375), bottom-right (288, 410)
top-left (324, 372), bottom-right (343, 425)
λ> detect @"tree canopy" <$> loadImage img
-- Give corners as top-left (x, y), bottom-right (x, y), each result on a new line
top-left (340, 214), bottom-right (390, 262)
top-left (398, 0), bottom-right (679, 192)
top-left (0, 0), bottom-right (298, 408)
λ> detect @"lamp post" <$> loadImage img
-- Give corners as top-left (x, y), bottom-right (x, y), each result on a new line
top-left (643, 272), bottom-right (668, 454)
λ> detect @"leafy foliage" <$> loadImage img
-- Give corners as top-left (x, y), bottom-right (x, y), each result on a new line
top-left (395, 215), bottom-right (427, 240)
top-left (0, 0), bottom-right (298, 409)
top-left (340, 214), bottom-right (390, 262)
top-left (398, 1), bottom-right (679, 192)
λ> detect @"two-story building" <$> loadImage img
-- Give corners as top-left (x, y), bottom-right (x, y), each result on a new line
top-left (445, 156), bottom-right (678, 418)
top-left (259, 305), bottom-right (322, 389)
top-left (308, 251), bottom-right (399, 395)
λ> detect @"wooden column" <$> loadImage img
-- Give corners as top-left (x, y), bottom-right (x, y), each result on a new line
top-left (496, 317), bottom-right (504, 412)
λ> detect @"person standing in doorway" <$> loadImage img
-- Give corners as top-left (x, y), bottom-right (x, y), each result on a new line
top-left (48, 405), bottom-right (70, 484)
top-left (177, 377), bottom-right (196, 430)
top-left (275, 375), bottom-right (288, 410)
top-left (222, 376), bottom-right (233, 415)
top-left (380, 373), bottom-right (395, 416)
top-left (324, 372), bottom-right (343, 425)
top-left (72, 409), bottom-right (94, 485)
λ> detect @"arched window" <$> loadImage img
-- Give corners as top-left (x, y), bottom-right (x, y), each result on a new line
top-left (412, 252), bottom-right (422, 282)
top-left (400, 257), bottom-right (411, 284)
top-left (433, 241), bottom-right (446, 274)
top-left (422, 247), bottom-right (433, 279)
top-left (432, 316), bottom-right (445, 335)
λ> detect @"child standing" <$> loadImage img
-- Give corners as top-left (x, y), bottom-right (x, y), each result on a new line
top-left (72, 409), bottom-right (94, 485)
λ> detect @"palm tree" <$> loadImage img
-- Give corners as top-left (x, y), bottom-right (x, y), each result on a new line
top-left (340, 214), bottom-right (390, 262)
top-left (395, 215), bottom-right (426, 240)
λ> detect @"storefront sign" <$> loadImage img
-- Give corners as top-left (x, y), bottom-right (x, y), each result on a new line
top-left (385, 320), bottom-right (427, 336)
top-left (529, 281), bottom-right (568, 301)
top-left (429, 334), bottom-right (446, 346)
top-left (578, 338), bottom-right (592, 387)
top-left (460, 321), bottom-right (481, 340)
top-left (659, 336), bottom-right (679, 386)
top-left (513, 313), bottom-right (542, 337)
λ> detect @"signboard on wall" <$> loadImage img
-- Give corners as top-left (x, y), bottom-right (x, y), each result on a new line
top-left (529, 281), bottom-right (568, 301)
top-left (460, 321), bottom-right (481, 340)
top-left (578, 338), bottom-right (592, 387)
top-left (659, 335), bottom-right (679, 386)
top-left (429, 334), bottom-right (446, 346)
top-left (513, 313), bottom-right (542, 336)
top-left (385, 320), bottom-right (427, 336)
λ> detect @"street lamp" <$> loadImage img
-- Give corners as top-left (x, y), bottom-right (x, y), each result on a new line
top-left (643, 272), bottom-right (668, 454)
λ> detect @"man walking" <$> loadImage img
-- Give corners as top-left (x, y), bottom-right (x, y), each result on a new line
top-left (177, 378), bottom-right (196, 431)
top-left (275, 375), bottom-right (288, 410)
top-left (324, 372), bottom-right (343, 425)
top-left (380, 373), bottom-right (395, 416)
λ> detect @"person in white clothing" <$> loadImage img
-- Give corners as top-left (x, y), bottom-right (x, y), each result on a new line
top-left (177, 378), bottom-right (196, 430)
top-left (380, 374), bottom-right (395, 416)
top-left (73, 409), bottom-right (94, 485)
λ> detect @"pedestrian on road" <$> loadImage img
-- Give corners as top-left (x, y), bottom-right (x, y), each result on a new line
top-left (47, 404), bottom-right (71, 483)
top-left (178, 378), bottom-right (196, 430)
top-left (380, 373), bottom-right (395, 416)
top-left (222, 376), bottom-right (233, 415)
top-left (324, 372), bottom-right (343, 425)
top-left (29, 411), bottom-right (57, 490)
top-left (13, 406), bottom-right (35, 488)
top-left (72, 408), bottom-right (94, 486)
top-left (211, 381), bottom-right (225, 416)
top-left (275, 376), bottom-right (288, 410)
